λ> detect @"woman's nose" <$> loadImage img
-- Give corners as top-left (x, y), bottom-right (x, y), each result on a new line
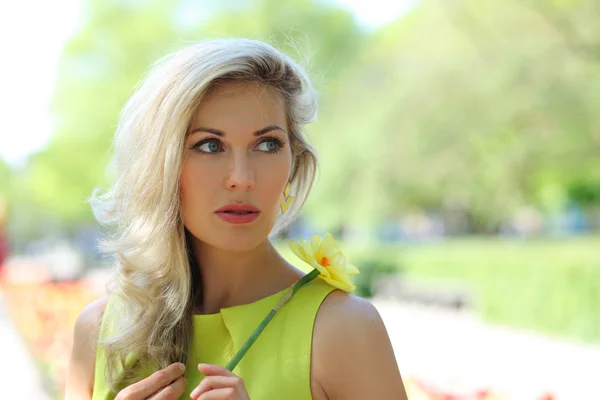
top-left (225, 153), bottom-right (255, 191)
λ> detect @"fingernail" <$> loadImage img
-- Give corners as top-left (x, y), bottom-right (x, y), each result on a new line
top-left (179, 363), bottom-right (186, 373)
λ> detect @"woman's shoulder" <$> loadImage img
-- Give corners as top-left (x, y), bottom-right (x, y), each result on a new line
top-left (311, 291), bottom-right (406, 399)
top-left (312, 290), bottom-right (385, 364)
top-left (314, 290), bottom-right (383, 341)
top-left (65, 296), bottom-right (109, 399)
top-left (78, 296), bottom-right (109, 327)
top-left (73, 296), bottom-right (109, 363)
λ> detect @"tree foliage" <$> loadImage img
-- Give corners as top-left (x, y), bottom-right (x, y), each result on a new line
top-left (306, 0), bottom-right (600, 231)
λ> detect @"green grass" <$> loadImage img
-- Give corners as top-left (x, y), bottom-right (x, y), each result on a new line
top-left (276, 235), bottom-right (600, 343)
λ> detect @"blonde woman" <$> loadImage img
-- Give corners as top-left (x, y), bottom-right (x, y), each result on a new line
top-left (65, 38), bottom-right (407, 400)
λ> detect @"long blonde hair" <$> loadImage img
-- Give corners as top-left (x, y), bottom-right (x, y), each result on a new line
top-left (90, 38), bottom-right (319, 393)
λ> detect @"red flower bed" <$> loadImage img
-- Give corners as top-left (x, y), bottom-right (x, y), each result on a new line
top-left (0, 269), bottom-right (102, 398)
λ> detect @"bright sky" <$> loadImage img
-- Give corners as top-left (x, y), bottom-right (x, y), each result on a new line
top-left (0, 0), bottom-right (83, 166)
top-left (0, 0), bottom-right (412, 166)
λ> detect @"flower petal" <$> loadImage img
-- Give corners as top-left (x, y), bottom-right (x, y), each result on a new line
top-left (289, 240), bottom-right (308, 263)
top-left (329, 252), bottom-right (347, 268)
top-left (310, 235), bottom-right (323, 251)
top-left (322, 275), bottom-right (356, 293)
top-left (312, 260), bottom-right (331, 277)
top-left (345, 263), bottom-right (360, 275)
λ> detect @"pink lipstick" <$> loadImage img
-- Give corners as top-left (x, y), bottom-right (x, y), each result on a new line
top-left (214, 203), bottom-right (260, 224)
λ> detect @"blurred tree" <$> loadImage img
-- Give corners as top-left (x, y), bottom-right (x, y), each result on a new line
top-left (0, 159), bottom-right (9, 194)
top-left (518, 0), bottom-right (600, 60)
top-left (306, 0), bottom-right (600, 232)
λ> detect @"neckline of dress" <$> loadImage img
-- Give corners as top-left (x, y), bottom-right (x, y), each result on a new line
top-left (192, 286), bottom-right (290, 318)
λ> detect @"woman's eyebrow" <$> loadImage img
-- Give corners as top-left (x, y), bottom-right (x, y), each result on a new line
top-left (188, 124), bottom-right (287, 137)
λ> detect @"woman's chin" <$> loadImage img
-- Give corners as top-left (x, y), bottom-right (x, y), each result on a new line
top-left (204, 230), bottom-right (270, 253)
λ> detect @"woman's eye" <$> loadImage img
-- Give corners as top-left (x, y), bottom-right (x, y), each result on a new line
top-left (195, 139), bottom-right (222, 153)
top-left (256, 138), bottom-right (283, 153)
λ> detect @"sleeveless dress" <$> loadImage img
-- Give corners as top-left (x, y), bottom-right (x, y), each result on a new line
top-left (92, 278), bottom-right (337, 400)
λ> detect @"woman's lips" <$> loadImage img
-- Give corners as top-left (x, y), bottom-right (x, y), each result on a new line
top-left (214, 203), bottom-right (260, 224)
top-left (214, 211), bottom-right (260, 224)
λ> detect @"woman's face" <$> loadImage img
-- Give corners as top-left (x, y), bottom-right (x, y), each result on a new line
top-left (180, 81), bottom-right (292, 252)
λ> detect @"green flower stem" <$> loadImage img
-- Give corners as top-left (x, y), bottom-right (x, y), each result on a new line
top-left (225, 268), bottom-right (320, 371)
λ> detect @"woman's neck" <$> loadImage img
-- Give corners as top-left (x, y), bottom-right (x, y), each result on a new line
top-left (191, 239), bottom-right (302, 314)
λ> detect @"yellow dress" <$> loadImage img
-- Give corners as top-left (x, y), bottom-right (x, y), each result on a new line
top-left (92, 278), bottom-right (336, 400)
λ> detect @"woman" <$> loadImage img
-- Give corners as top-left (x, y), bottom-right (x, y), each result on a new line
top-left (65, 38), bottom-right (407, 400)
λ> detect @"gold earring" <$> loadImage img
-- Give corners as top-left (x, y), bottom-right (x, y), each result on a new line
top-left (280, 182), bottom-right (294, 213)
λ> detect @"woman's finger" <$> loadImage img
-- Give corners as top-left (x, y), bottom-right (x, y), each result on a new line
top-left (148, 376), bottom-right (187, 400)
top-left (116, 363), bottom-right (186, 400)
top-left (190, 376), bottom-right (240, 400)
top-left (197, 363), bottom-right (236, 377)
top-left (197, 387), bottom-right (238, 400)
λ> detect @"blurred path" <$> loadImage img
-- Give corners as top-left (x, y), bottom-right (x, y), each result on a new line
top-left (0, 291), bottom-right (52, 400)
top-left (374, 300), bottom-right (600, 399)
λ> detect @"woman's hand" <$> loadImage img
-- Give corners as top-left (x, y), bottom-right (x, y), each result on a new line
top-left (115, 362), bottom-right (187, 400)
top-left (190, 364), bottom-right (250, 400)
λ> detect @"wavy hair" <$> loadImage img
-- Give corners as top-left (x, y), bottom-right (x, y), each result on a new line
top-left (90, 38), bottom-right (319, 393)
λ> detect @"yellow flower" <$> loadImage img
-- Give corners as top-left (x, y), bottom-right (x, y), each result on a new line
top-left (289, 233), bottom-right (359, 293)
